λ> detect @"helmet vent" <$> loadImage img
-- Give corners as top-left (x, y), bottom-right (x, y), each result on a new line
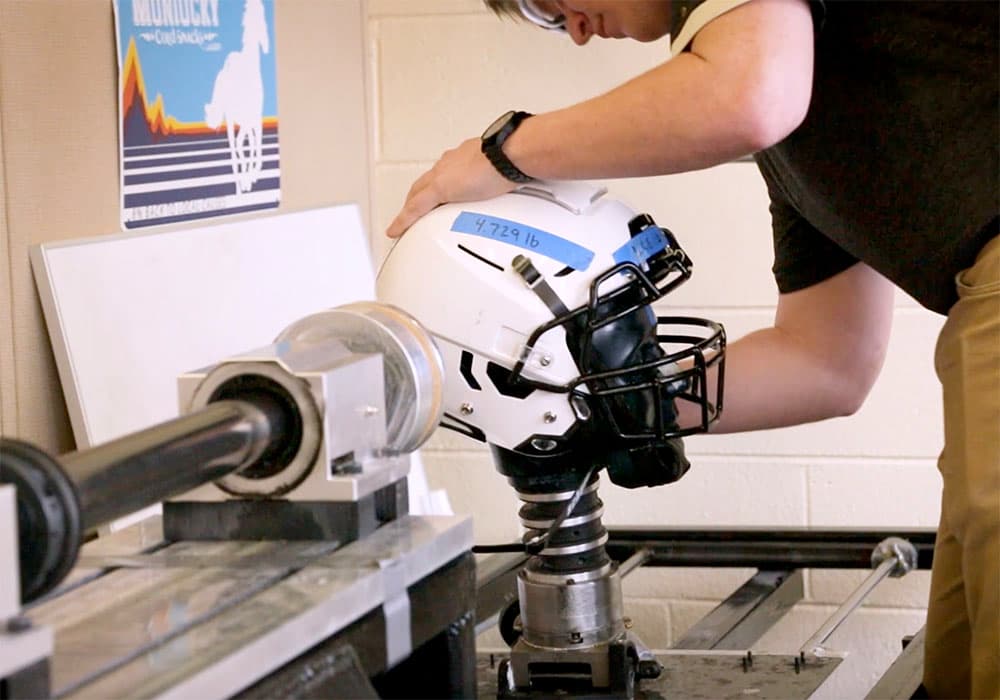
top-left (457, 244), bottom-right (504, 272)
top-left (487, 361), bottom-right (536, 399)
top-left (460, 351), bottom-right (483, 391)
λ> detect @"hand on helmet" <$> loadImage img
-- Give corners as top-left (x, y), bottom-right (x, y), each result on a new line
top-left (386, 138), bottom-right (517, 239)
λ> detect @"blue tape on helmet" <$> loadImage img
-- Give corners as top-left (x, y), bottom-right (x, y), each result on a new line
top-left (452, 211), bottom-right (595, 271)
top-left (612, 225), bottom-right (669, 265)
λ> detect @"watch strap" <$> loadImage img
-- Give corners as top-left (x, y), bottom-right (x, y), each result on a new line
top-left (482, 111), bottom-right (534, 183)
top-left (483, 145), bottom-right (534, 183)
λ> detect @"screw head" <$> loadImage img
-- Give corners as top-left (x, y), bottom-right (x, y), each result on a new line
top-left (539, 355), bottom-right (552, 367)
top-left (530, 438), bottom-right (557, 452)
top-left (543, 411), bottom-right (557, 424)
top-left (460, 402), bottom-right (474, 415)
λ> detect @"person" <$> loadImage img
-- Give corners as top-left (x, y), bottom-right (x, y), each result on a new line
top-left (386, 1), bottom-right (999, 697)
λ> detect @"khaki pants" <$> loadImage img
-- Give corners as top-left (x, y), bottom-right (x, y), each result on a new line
top-left (924, 233), bottom-right (1000, 699)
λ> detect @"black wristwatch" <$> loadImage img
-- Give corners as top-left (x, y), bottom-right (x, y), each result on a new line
top-left (481, 110), bottom-right (534, 183)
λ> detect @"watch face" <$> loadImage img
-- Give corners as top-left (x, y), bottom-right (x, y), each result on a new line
top-left (482, 110), bottom-right (516, 141)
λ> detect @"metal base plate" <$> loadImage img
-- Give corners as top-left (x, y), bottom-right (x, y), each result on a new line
top-left (479, 650), bottom-right (842, 700)
top-left (500, 639), bottom-right (637, 700)
top-left (27, 513), bottom-right (472, 699)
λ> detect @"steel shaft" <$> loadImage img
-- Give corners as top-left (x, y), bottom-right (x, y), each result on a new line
top-left (1, 395), bottom-right (288, 602)
top-left (799, 537), bottom-right (918, 662)
top-left (61, 399), bottom-right (277, 531)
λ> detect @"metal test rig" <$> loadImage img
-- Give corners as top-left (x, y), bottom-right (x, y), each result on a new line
top-left (0, 296), bottom-right (934, 700)
top-left (1, 178), bottom-right (936, 698)
top-left (1, 302), bottom-right (477, 699)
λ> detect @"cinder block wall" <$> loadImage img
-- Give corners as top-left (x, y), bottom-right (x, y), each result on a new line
top-left (366, 1), bottom-right (944, 696)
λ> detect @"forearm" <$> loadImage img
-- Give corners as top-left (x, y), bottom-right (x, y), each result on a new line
top-left (504, 0), bottom-right (814, 180)
top-left (677, 263), bottom-right (895, 434)
top-left (684, 327), bottom-right (868, 434)
top-left (385, 0), bottom-right (814, 238)
top-left (506, 56), bottom-right (766, 180)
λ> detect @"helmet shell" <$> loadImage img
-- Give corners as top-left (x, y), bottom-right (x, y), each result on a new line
top-left (377, 182), bottom-right (639, 449)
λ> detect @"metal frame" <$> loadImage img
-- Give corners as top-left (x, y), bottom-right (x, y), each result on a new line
top-left (476, 527), bottom-right (937, 700)
top-left (476, 527), bottom-right (937, 640)
top-left (21, 512), bottom-right (475, 700)
top-left (237, 552), bottom-right (477, 700)
top-left (475, 552), bottom-right (529, 637)
top-left (864, 627), bottom-right (926, 700)
top-left (603, 527), bottom-right (936, 570)
top-left (673, 569), bottom-right (804, 650)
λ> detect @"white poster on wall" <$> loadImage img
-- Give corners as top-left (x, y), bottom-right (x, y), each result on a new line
top-left (113, 0), bottom-right (281, 229)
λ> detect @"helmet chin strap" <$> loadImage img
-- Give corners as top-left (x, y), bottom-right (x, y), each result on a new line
top-left (512, 254), bottom-right (570, 317)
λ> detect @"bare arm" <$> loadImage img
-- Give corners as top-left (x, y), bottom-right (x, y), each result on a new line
top-left (387, 0), bottom-right (815, 237)
top-left (507, 0), bottom-right (815, 179)
top-left (681, 262), bottom-right (896, 433)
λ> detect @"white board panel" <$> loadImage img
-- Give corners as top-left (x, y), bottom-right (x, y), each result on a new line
top-left (31, 206), bottom-right (374, 447)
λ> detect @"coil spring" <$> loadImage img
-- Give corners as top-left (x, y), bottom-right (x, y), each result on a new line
top-left (517, 474), bottom-right (611, 579)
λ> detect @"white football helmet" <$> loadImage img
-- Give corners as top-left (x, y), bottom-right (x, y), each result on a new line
top-left (377, 181), bottom-right (724, 482)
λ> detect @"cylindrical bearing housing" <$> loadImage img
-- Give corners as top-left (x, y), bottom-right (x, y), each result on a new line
top-left (187, 358), bottom-right (325, 498)
top-left (517, 568), bottom-right (625, 649)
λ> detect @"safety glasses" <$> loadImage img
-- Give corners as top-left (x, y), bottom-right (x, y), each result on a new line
top-left (517, 0), bottom-right (567, 33)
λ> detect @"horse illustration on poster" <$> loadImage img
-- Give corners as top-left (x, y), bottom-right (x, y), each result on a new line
top-left (115, 0), bottom-right (280, 228)
top-left (205, 0), bottom-right (269, 194)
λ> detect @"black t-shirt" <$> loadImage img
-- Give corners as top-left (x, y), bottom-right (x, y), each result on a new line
top-left (673, 0), bottom-right (999, 315)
